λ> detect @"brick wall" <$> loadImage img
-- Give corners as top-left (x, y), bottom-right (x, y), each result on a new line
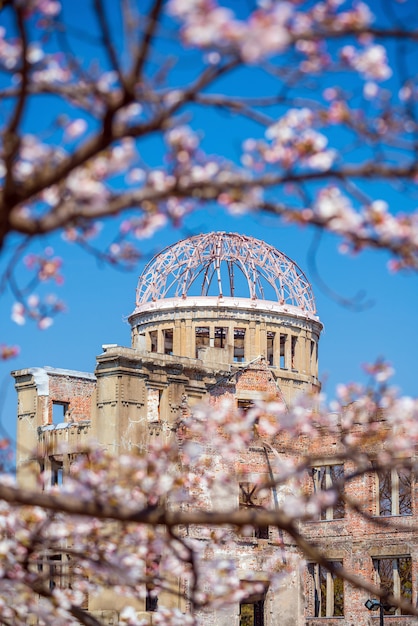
top-left (48, 373), bottom-right (96, 423)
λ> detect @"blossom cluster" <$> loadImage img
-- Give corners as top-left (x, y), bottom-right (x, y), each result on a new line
top-left (24, 249), bottom-right (63, 285)
top-left (0, 345), bottom-right (19, 360)
top-left (341, 43), bottom-right (392, 82)
top-left (0, 0), bottom-right (412, 297)
top-left (11, 294), bottom-right (65, 330)
top-left (168, 1), bottom-right (292, 62)
top-left (6, 248), bottom-right (66, 331)
top-left (278, 188), bottom-right (418, 270)
top-left (23, 0), bottom-right (61, 18)
top-left (168, 0), bottom-right (374, 65)
top-left (242, 108), bottom-right (336, 172)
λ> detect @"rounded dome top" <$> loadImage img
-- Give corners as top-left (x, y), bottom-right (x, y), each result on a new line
top-left (136, 232), bottom-right (316, 313)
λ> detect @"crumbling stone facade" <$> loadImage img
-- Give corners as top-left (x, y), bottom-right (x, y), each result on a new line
top-left (12, 233), bottom-right (418, 625)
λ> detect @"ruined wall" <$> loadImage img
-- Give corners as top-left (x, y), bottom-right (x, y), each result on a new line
top-left (12, 367), bottom-right (95, 487)
top-left (281, 422), bottom-right (418, 626)
top-left (13, 349), bottom-right (418, 626)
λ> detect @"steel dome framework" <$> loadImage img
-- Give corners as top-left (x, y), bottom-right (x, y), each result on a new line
top-left (136, 232), bottom-right (316, 313)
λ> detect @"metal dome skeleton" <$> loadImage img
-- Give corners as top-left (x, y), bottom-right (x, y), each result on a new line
top-left (136, 232), bottom-right (316, 313)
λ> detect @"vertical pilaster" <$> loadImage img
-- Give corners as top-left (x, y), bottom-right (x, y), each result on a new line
top-left (185, 320), bottom-right (194, 358)
top-left (258, 320), bottom-right (266, 361)
top-left (173, 319), bottom-right (181, 355)
top-left (157, 329), bottom-right (164, 353)
top-left (285, 333), bottom-right (292, 370)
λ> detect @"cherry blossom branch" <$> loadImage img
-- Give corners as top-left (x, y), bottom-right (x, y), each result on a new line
top-left (28, 582), bottom-right (103, 626)
top-left (1, 478), bottom-right (416, 617)
top-left (2, 7), bottom-right (29, 244)
top-left (129, 0), bottom-right (165, 84)
top-left (4, 160), bottom-right (415, 232)
top-left (93, 0), bottom-right (124, 84)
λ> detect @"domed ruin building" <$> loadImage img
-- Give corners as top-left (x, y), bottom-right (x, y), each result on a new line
top-left (13, 233), bottom-right (416, 626)
top-left (13, 232), bottom-right (323, 623)
top-left (14, 232), bottom-right (322, 465)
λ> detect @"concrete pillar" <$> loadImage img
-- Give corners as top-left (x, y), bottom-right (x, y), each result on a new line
top-left (254, 321), bottom-right (261, 361)
top-left (312, 339), bottom-right (318, 377)
top-left (285, 333), bottom-right (292, 370)
top-left (173, 319), bottom-right (181, 355)
top-left (259, 320), bottom-right (266, 361)
top-left (248, 321), bottom-right (257, 360)
top-left (179, 319), bottom-right (187, 357)
top-left (295, 332), bottom-right (303, 373)
top-left (185, 320), bottom-right (194, 358)
top-left (157, 329), bottom-right (164, 353)
top-left (274, 330), bottom-right (280, 368)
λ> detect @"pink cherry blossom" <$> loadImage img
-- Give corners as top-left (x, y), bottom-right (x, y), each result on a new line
top-left (64, 119), bottom-right (87, 140)
top-left (0, 345), bottom-right (19, 360)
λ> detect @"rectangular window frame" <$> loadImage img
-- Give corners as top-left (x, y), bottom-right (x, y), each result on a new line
top-left (308, 562), bottom-right (344, 618)
top-left (149, 330), bottom-right (158, 353)
top-left (38, 553), bottom-right (65, 591)
top-left (234, 327), bottom-right (246, 363)
top-left (214, 326), bottom-right (227, 349)
top-left (239, 482), bottom-right (269, 540)
top-left (267, 331), bottom-right (275, 366)
top-left (376, 466), bottom-right (412, 517)
top-left (50, 458), bottom-right (64, 487)
top-left (145, 588), bottom-right (158, 612)
top-left (52, 401), bottom-right (69, 425)
top-left (373, 556), bottom-right (412, 615)
top-left (163, 328), bottom-right (173, 355)
top-left (311, 465), bottom-right (345, 521)
top-left (291, 335), bottom-right (297, 370)
top-left (195, 326), bottom-right (210, 357)
top-left (240, 584), bottom-right (267, 626)
top-left (240, 599), bottom-right (265, 626)
top-left (279, 334), bottom-right (287, 369)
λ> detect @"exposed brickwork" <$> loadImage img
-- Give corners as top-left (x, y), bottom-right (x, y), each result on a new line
top-left (235, 360), bottom-right (285, 403)
top-left (48, 373), bottom-right (96, 423)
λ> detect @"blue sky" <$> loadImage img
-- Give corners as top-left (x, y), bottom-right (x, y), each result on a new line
top-left (1, 0), bottom-right (418, 447)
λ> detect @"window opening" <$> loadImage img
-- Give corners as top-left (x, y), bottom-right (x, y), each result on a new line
top-left (310, 340), bottom-right (317, 365)
top-left (254, 523), bottom-right (269, 540)
top-left (38, 554), bottom-right (64, 591)
top-left (239, 482), bottom-right (269, 539)
top-left (163, 328), bottom-right (173, 355)
top-left (50, 458), bottom-right (64, 487)
top-left (149, 330), bottom-right (158, 352)
top-left (311, 465), bottom-right (345, 520)
top-left (373, 557), bottom-right (412, 615)
top-left (240, 599), bottom-right (264, 626)
top-left (308, 562), bottom-right (344, 617)
top-left (52, 401), bottom-right (68, 425)
top-left (291, 336), bottom-right (297, 370)
top-left (146, 588), bottom-right (158, 612)
top-left (267, 332), bottom-right (275, 366)
top-left (214, 326), bottom-right (227, 348)
top-left (280, 334), bottom-right (286, 369)
top-left (377, 466), bottom-right (412, 516)
top-left (234, 328), bottom-right (246, 362)
top-left (195, 326), bottom-right (210, 357)
top-left (147, 388), bottom-right (161, 423)
top-left (145, 558), bottom-right (160, 612)
top-left (49, 554), bottom-right (63, 590)
top-left (237, 399), bottom-right (254, 413)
